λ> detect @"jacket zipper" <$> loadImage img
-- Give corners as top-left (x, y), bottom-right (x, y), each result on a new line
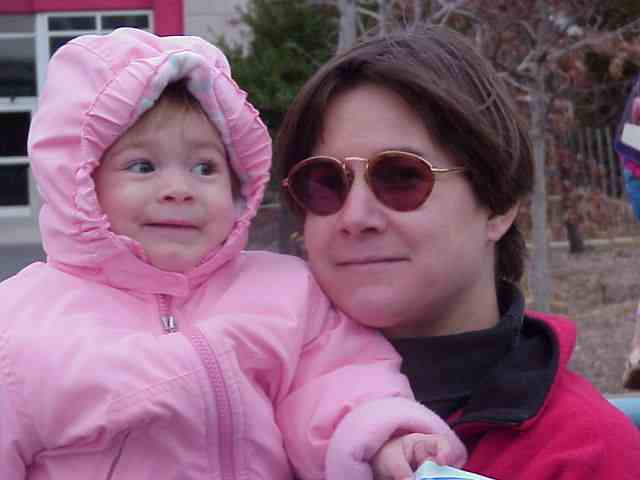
top-left (187, 330), bottom-right (237, 480)
top-left (157, 294), bottom-right (178, 333)
top-left (157, 296), bottom-right (238, 477)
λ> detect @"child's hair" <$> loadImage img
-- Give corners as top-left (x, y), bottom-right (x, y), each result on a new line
top-left (152, 80), bottom-right (207, 116)
top-left (127, 79), bottom-right (241, 197)
top-left (129, 80), bottom-right (213, 135)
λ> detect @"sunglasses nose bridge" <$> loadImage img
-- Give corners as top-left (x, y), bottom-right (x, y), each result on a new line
top-left (343, 156), bottom-right (369, 184)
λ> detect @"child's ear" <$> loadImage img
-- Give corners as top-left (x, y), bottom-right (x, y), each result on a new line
top-left (632, 98), bottom-right (640, 124)
top-left (487, 202), bottom-right (520, 243)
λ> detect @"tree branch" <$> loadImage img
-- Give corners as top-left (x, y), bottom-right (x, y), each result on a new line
top-left (548, 17), bottom-right (640, 63)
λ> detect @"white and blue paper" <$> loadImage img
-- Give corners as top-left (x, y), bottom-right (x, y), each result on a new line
top-left (622, 123), bottom-right (640, 152)
top-left (414, 461), bottom-right (495, 479)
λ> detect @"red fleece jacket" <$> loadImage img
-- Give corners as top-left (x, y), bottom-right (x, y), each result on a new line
top-left (458, 313), bottom-right (640, 479)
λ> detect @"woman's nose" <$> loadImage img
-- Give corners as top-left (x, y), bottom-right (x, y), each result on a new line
top-left (337, 173), bottom-right (386, 235)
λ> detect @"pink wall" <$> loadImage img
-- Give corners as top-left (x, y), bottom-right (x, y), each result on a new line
top-left (0, 0), bottom-right (183, 35)
top-left (152, 0), bottom-right (183, 36)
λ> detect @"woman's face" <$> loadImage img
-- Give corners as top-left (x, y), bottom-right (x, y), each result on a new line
top-left (303, 83), bottom-right (516, 337)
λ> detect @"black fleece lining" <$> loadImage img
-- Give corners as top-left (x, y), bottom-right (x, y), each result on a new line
top-left (390, 282), bottom-right (559, 426)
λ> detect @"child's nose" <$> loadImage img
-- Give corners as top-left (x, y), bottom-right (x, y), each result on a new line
top-left (162, 190), bottom-right (194, 202)
top-left (160, 173), bottom-right (194, 203)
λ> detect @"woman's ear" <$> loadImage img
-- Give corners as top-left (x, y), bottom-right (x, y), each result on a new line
top-left (487, 202), bottom-right (520, 242)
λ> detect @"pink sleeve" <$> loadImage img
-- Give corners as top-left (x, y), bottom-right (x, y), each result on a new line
top-left (326, 397), bottom-right (467, 478)
top-left (275, 309), bottom-right (466, 480)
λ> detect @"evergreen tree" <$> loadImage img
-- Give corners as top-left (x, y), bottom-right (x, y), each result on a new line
top-left (219, 0), bottom-right (338, 134)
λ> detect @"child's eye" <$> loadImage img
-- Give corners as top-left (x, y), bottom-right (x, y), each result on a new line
top-left (126, 160), bottom-right (155, 174)
top-left (192, 162), bottom-right (216, 176)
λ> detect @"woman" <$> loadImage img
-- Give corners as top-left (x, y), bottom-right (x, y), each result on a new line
top-left (277, 25), bottom-right (640, 479)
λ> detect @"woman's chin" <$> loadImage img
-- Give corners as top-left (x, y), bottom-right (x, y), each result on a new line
top-left (338, 297), bottom-right (398, 330)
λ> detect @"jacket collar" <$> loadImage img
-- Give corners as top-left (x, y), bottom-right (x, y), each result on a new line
top-left (390, 283), bottom-right (574, 430)
top-left (453, 301), bottom-right (575, 431)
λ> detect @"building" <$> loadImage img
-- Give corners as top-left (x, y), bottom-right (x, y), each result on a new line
top-left (0, 0), bottom-right (247, 247)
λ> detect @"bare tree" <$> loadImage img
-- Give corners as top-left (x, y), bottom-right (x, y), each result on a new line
top-left (337, 0), bottom-right (358, 52)
top-left (335, 0), bottom-right (463, 47)
top-left (378, 0), bottom-right (393, 35)
top-left (332, 0), bottom-right (640, 310)
top-left (463, 0), bottom-right (640, 309)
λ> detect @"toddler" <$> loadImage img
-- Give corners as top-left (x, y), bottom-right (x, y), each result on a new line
top-left (0, 28), bottom-right (465, 479)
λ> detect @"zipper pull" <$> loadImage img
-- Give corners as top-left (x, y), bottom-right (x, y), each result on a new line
top-left (161, 315), bottom-right (178, 333)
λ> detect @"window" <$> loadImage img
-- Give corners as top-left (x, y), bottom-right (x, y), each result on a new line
top-left (0, 15), bottom-right (36, 98)
top-left (0, 10), bottom-right (153, 218)
top-left (39, 11), bottom-right (153, 59)
top-left (0, 112), bottom-right (29, 158)
top-left (0, 107), bottom-right (32, 217)
top-left (0, 165), bottom-right (30, 207)
top-left (0, 15), bottom-right (36, 217)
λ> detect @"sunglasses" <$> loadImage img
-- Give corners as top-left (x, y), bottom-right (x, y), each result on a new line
top-left (282, 150), bottom-right (466, 216)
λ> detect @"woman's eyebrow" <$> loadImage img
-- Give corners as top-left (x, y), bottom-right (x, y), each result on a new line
top-left (380, 146), bottom-right (427, 157)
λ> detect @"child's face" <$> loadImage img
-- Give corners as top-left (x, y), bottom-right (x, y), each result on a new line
top-left (93, 103), bottom-right (236, 273)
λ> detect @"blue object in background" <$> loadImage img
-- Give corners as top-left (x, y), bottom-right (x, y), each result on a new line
top-left (614, 75), bottom-right (640, 164)
top-left (614, 76), bottom-right (640, 221)
top-left (624, 169), bottom-right (640, 222)
top-left (608, 395), bottom-right (640, 428)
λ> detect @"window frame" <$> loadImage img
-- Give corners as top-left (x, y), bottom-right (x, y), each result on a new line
top-left (0, 9), bottom-right (153, 218)
top-left (35, 10), bottom-right (153, 92)
top-left (0, 102), bottom-right (35, 217)
top-left (0, 15), bottom-right (37, 218)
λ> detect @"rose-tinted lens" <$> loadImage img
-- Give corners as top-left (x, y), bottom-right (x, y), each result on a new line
top-left (289, 158), bottom-right (347, 215)
top-left (370, 152), bottom-right (433, 211)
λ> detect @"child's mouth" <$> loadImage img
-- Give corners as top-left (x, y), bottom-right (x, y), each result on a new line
top-left (146, 221), bottom-right (198, 229)
top-left (144, 222), bottom-right (200, 235)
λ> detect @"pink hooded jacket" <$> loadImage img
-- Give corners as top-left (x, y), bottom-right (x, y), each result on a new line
top-left (0, 28), bottom-right (465, 480)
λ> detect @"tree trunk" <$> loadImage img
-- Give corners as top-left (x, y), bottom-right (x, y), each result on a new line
top-left (412, 0), bottom-right (423, 26)
top-left (565, 221), bottom-right (585, 253)
top-left (337, 0), bottom-right (358, 53)
top-left (530, 79), bottom-right (552, 311)
top-left (378, 0), bottom-right (392, 36)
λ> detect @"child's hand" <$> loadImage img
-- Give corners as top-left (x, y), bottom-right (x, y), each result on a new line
top-left (371, 433), bottom-right (452, 480)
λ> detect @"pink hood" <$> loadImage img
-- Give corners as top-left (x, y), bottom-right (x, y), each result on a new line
top-left (28, 28), bottom-right (271, 296)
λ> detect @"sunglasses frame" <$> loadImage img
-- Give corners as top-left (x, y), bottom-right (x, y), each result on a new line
top-left (282, 150), bottom-right (467, 215)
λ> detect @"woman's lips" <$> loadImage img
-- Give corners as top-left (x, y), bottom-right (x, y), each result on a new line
top-left (336, 256), bottom-right (407, 266)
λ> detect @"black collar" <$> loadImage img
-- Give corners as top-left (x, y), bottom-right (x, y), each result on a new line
top-left (389, 282), bottom-right (557, 425)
